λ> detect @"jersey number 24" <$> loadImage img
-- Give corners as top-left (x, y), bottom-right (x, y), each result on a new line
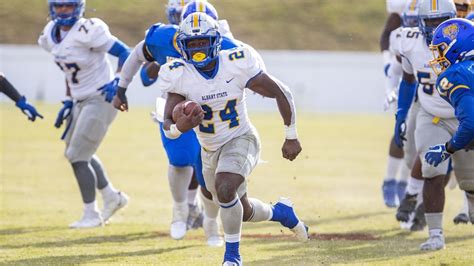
top-left (200, 99), bottom-right (239, 134)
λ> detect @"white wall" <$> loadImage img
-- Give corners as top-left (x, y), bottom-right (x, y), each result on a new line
top-left (0, 45), bottom-right (387, 113)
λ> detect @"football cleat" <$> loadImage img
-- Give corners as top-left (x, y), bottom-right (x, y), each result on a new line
top-left (222, 259), bottom-right (241, 266)
top-left (203, 216), bottom-right (224, 247)
top-left (453, 213), bottom-right (469, 224)
top-left (272, 198), bottom-right (309, 242)
top-left (170, 221), bottom-right (187, 240)
top-left (396, 193), bottom-right (417, 222)
top-left (102, 191), bottom-right (129, 222)
top-left (69, 211), bottom-right (104, 229)
top-left (187, 203), bottom-right (204, 230)
top-left (420, 234), bottom-right (445, 251)
top-left (410, 203), bottom-right (426, 231)
top-left (382, 179), bottom-right (398, 208)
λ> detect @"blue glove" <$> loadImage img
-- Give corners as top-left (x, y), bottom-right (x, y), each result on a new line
top-left (394, 113), bottom-right (407, 148)
top-left (98, 77), bottom-right (119, 103)
top-left (15, 96), bottom-right (43, 122)
top-left (425, 143), bottom-right (452, 167)
top-left (54, 99), bottom-right (73, 128)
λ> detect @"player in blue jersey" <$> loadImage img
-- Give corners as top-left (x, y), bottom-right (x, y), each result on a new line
top-left (0, 73), bottom-right (43, 121)
top-left (425, 18), bottom-right (474, 224)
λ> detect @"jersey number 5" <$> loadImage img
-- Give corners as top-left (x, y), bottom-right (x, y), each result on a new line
top-left (200, 99), bottom-right (239, 134)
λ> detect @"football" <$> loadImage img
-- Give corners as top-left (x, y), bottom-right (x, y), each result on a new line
top-left (172, 100), bottom-right (202, 122)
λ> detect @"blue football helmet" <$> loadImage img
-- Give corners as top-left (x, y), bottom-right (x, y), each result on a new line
top-left (402, 0), bottom-right (421, 27)
top-left (467, 11), bottom-right (474, 20)
top-left (181, 0), bottom-right (219, 21)
top-left (177, 12), bottom-right (221, 68)
top-left (166, 0), bottom-right (191, 25)
top-left (429, 18), bottom-right (474, 74)
top-left (418, 0), bottom-right (457, 45)
top-left (48, 0), bottom-right (85, 27)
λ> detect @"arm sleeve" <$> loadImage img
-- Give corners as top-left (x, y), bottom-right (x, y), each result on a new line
top-left (118, 40), bottom-right (148, 88)
top-left (396, 79), bottom-right (417, 119)
top-left (107, 40), bottom-right (131, 69)
top-left (0, 73), bottom-right (22, 103)
top-left (268, 75), bottom-right (297, 126)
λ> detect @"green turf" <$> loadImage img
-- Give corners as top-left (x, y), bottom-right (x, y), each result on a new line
top-left (1, 104), bottom-right (473, 265)
top-left (2, 0), bottom-right (386, 51)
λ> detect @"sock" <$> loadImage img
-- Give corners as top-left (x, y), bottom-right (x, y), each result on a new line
top-left (461, 192), bottom-right (469, 214)
top-left (248, 198), bottom-right (272, 222)
top-left (406, 176), bottom-right (424, 195)
top-left (172, 201), bottom-right (189, 223)
top-left (100, 183), bottom-right (118, 199)
top-left (425, 212), bottom-right (443, 236)
top-left (384, 156), bottom-right (402, 181)
top-left (71, 161), bottom-right (97, 203)
top-left (219, 196), bottom-right (243, 248)
top-left (168, 165), bottom-right (193, 203)
top-left (398, 163), bottom-right (410, 182)
top-left (84, 200), bottom-right (99, 215)
top-left (200, 189), bottom-right (219, 219)
top-left (90, 155), bottom-right (110, 190)
top-left (187, 188), bottom-right (198, 206)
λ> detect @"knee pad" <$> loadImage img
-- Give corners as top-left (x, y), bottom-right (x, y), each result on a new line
top-left (65, 146), bottom-right (92, 163)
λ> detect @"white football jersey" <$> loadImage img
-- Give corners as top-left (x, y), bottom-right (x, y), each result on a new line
top-left (218, 20), bottom-right (234, 39)
top-left (399, 27), bottom-right (455, 118)
top-left (386, 0), bottom-right (409, 15)
top-left (389, 27), bottom-right (404, 56)
top-left (157, 46), bottom-right (263, 151)
top-left (38, 18), bottom-right (117, 100)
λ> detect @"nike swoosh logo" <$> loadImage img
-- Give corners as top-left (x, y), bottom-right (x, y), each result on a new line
top-left (226, 77), bottom-right (234, 83)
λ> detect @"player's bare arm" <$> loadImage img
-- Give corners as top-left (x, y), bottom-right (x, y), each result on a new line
top-left (247, 72), bottom-right (302, 161)
top-left (163, 93), bottom-right (204, 139)
top-left (380, 13), bottom-right (402, 51)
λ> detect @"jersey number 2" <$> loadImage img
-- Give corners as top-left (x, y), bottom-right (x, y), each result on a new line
top-left (199, 99), bottom-right (239, 134)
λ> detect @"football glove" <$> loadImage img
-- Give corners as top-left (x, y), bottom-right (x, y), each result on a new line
top-left (98, 77), bottom-right (119, 103)
top-left (54, 99), bottom-right (73, 128)
top-left (15, 96), bottom-right (43, 122)
top-left (425, 143), bottom-right (452, 167)
top-left (394, 113), bottom-right (407, 148)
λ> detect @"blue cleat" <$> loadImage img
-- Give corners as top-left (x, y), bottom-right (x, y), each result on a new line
top-left (382, 179), bottom-right (398, 208)
top-left (223, 242), bottom-right (241, 266)
top-left (397, 181), bottom-right (408, 202)
top-left (271, 198), bottom-right (309, 242)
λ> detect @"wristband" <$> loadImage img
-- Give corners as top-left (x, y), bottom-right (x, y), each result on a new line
top-left (164, 124), bottom-right (182, 139)
top-left (285, 124), bottom-right (298, 140)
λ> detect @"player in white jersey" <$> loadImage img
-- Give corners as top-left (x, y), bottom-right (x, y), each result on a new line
top-left (381, 0), bottom-right (412, 208)
top-left (117, 13), bottom-right (308, 265)
top-left (38, 0), bottom-right (130, 228)
top-left (394, 0), bottom-right (474, 250)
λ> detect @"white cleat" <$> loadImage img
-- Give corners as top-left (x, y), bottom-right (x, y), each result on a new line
top-left (291, 221), bottom-right (310, 242)
top-left (203, 216), bottom-right (224, 247)
top-left (69, 211), bottom-right (104, 229)
top-left (420, 234), bottom-right (445, 251)
top-left (170, 221), bottom-right (187, 240)
top-left (222, 261), bottom-right (241, 266)
top-left (102, 191), bottom-right (129, 223)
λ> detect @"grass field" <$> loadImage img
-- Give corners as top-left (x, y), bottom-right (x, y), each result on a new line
top-left (1, 104), bottom-right (473, 265)
top-left (2, 0), bottom-right (385, 51)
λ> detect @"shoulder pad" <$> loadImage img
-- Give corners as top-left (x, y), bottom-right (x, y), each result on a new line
top-left (398, 27), bottom-right (421, 55)
top-left (436, 64), bottom-right (472, 99)
top-left (145, 23), bottom-right (179, 47)
top-left (222, 45), bottom-right (258, 69)
top-left (156, 59), bottom-right (186, 93)
top-left (75, 18), bottom-right (113, 46)
top-left (38, 21), bottom-right (55, 51)
top-left (389, 27), bottom-right (403, 55)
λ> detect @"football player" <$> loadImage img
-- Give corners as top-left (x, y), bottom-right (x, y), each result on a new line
top-left (38, 0), bottom-right (130, 228)
top-left (0, 73), bottom-right (43, 121)
top-left (381, 0), bottom-right (412, 208)
top-left (151, 13), bottom-right (308, 265)
top-left (425, 18), bottom-right (474, 225)
top-left (394, 0), bottom-right (474, 250)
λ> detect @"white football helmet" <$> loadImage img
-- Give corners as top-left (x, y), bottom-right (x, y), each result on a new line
top-left (402, 0), bottom-right (421, 27)
top-left (418, 0), bottom-right (456, 45)
top-left (166, 0), bottom-right (192, 25)
top-left (177, 12), bottom-right (221, 68)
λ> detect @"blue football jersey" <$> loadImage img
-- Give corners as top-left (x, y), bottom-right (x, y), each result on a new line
top-left (436, 59), bottom-right (474, 150)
